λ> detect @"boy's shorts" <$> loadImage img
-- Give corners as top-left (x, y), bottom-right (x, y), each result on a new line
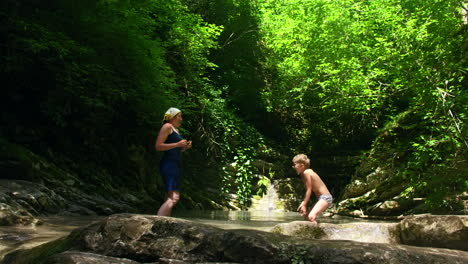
top-left (319, 194), bottom-right (333, 204)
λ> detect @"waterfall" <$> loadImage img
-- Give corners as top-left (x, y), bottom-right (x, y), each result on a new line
top-left (249, 180), bottom-right (285, 212)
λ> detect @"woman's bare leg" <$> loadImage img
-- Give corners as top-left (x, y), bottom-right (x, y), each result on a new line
top-left (157, 191), bottom-right (180, 216)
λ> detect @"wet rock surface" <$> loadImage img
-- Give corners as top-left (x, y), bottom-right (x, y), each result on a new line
top-left (398, 214), bottom-right (468, 251)
top-left (0, 201), bottom-right (39, 226)
top-left (272, 220), bottom-right (401, 244)
top-left (272, 215), bottom-right (468, 251)
top-left (0, 180), bottom-right (137, 226)
top-left (45, 251), bottom-right (142, 264)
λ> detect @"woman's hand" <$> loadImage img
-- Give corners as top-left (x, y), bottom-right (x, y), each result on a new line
top-left (179, 140), bottom-right (192, 151)
top-left (177, 140), bottom-right (188, 148)
top-left (186, 140), bottom-right (192, 149)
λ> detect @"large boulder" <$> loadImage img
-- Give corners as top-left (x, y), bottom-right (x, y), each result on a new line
top-left (3, 214), bottom-right (468, 264)
top-left (3, 214), bottom-right (288, 264)
top-left (398, 214), bottom-right (468, 251)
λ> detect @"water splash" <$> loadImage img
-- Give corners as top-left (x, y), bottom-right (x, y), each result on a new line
top-left (249, 180), bottom-right (286, 213)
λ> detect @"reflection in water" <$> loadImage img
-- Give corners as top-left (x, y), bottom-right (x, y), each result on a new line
top-left (0, 216), bottom-right (103, 260)
top-left (173, 210), bottom-right (373, 231)
top-left (174, 210), bottom-right (303, 231)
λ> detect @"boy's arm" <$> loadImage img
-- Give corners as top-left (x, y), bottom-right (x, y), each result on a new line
top-left (298, 171), bottom-right (313, 215)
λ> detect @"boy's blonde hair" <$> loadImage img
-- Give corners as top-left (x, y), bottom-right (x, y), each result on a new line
top-left (293, 154), bottom-right (310, 167)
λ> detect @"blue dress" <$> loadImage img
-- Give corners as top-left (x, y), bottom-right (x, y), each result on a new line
top-left (159, 129), bottom-right (183, 191)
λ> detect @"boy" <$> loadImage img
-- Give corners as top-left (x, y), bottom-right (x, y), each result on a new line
top-left (292, 154), bottom-right (333, 222)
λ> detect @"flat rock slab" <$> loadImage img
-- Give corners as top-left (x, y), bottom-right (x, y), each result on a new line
top-left (271, 220), bottom-right (400, 244)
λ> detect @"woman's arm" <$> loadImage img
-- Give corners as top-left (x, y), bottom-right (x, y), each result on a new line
top-left (155, 124), bottom-right (187, 151)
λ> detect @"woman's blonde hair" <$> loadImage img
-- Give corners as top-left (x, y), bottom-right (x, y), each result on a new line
top-left (292, 154), bottom-right (310, 167)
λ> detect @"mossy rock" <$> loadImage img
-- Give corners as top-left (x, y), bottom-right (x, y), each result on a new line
top-left (271, 221), bottom-right (326, 239)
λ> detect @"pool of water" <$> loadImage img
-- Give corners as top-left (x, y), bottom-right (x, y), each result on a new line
top-left (0, 215), bottom-right (103, 260)
top-left (173, 210), bottom-right (381, 231)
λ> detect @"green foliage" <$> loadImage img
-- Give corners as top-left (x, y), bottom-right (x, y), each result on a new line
top-left (1, 0), bottom-right (465, 213)
top-left (184, 0), bottom-right (285, 139)
top-left (256, 174), bottom-right (271, 196)
top-left (257, 0), bottom-right (466, 152)
top-left (192, 87), bottom-right (270, 208)
top-left (1, 0), bottom-right (223, 203)
top-left (256, 0), bottom-right (466, 210)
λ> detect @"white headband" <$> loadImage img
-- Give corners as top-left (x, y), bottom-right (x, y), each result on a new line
top-left (163, 107), bottom-right (181, 121)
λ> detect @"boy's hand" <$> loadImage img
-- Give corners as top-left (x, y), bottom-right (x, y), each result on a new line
top-left (297, 202), bottom-right (307, 216)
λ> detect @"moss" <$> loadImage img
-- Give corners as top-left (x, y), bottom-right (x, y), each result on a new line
top-left (292, 225), bottom-right (326, 239)
top-left (270, 226), bottom-right (282, 234)
top-left (271, 225), bottom-right (326, 240)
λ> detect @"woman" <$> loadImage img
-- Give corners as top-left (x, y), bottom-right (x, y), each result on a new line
top-left (155, 107), bottom-right (192, 216)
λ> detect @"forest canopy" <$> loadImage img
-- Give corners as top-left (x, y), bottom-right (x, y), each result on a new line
top-left (1, 0), bottom-right (466, 211)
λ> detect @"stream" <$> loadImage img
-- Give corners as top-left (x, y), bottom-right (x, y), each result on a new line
top-left (0, 179), bottom-right (397, 261)
top-left (0, 215), bottom-right (103, 260)
top-left (172, 209), bottom-right (382, 231)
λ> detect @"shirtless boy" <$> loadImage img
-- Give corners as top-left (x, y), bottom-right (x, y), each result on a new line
top-left (292, 154), bottom-right (333, 222)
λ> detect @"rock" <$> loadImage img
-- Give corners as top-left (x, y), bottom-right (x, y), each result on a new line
top-left (0, 202), bottom-right (38, 226)
top-left (251, 160), bottom-right (275, 174)
top-left (366, 200), bottom-right (403, 216)
top-left (271, 221), bottom-right (326, 239)
top-left (341, 179), bottom-right (369, 200)
top-left (367, 198), bottom-right (426, 216)
top-left (321, 222), bottom-right (400, 244)
top-left (3, 214), bottom-right (468, 264)
top-left (0, 139), bottom-right (148, 223)
top-left (0, 179), bottom-right (140, 223)
top-left (70, 214), bottom-right (285, 263)
top-left (398, 214), bottom-right (468, 251)
top-left (271, 221), bottom-right (400, 244)
top-left (278, 240), bottom-right (468, 264)
top-left (65, 204), bottom-right (98, 216)
top-left (44, 251), bottom-right (141, 264)
top-left (336, 190), bottom-right (378, 216)
top-left (341, 167), bottom-right (386, 199)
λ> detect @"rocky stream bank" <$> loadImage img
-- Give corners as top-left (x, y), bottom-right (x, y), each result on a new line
top-left (2, 214), bottom-right (467, 264)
